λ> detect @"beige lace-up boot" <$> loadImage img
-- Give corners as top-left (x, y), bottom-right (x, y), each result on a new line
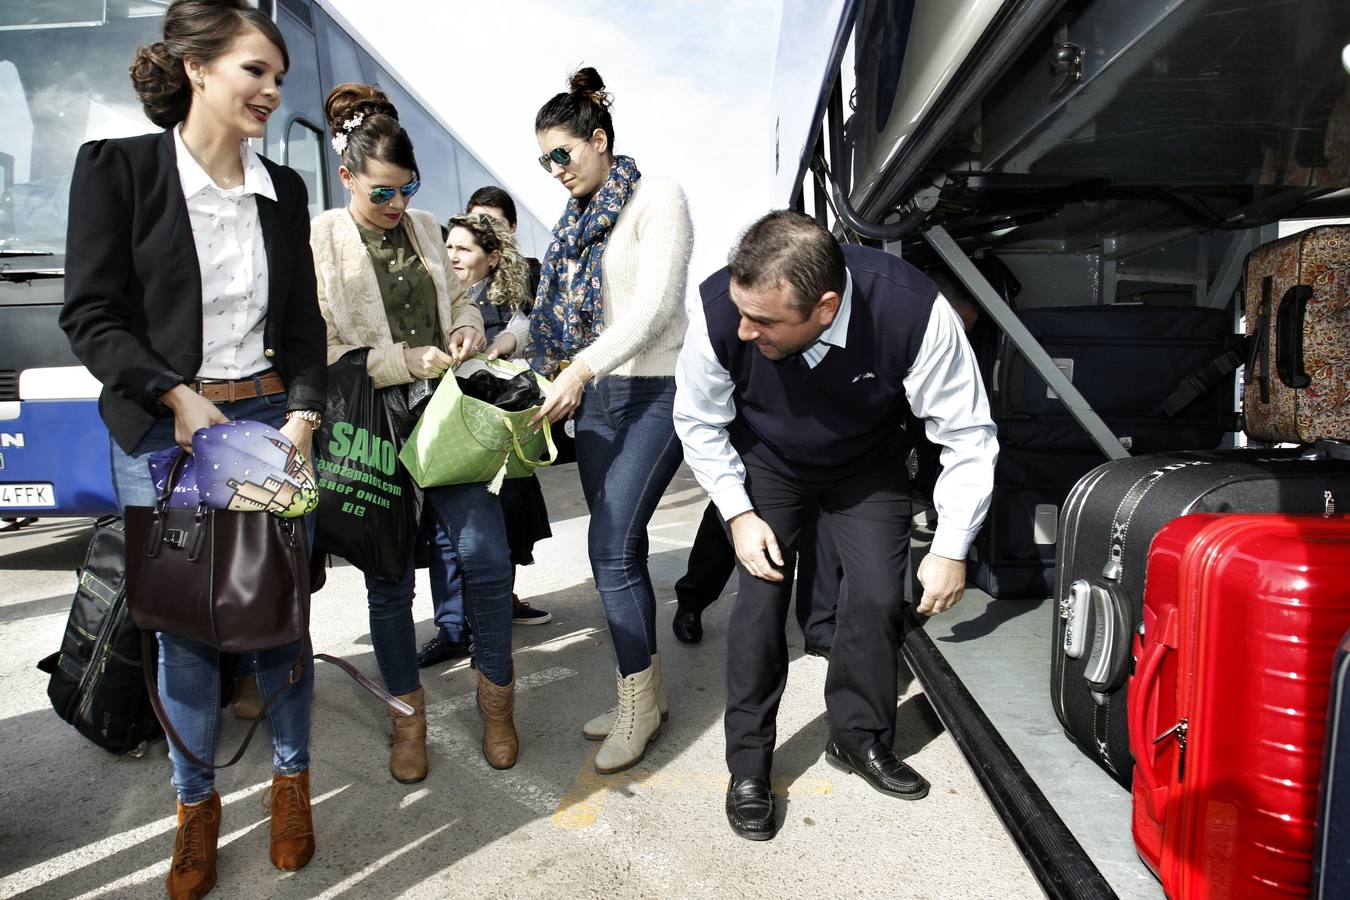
top-left (593, 662), bottom-right (662, 774)
top-left (582, 652), bottom-right (667, 740)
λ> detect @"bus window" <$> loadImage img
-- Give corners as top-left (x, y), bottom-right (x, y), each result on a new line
top-left (266, 3), bottom-right (325, 171)
top-left (318, 10), bottom-right (367, 86)
top-left (0, 12), bottom-right (160, 257)
top-left (285, 119), bottom-right (326, 221)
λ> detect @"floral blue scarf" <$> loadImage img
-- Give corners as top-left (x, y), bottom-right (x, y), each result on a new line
top-left (527, 155), bottom-right (642, 376)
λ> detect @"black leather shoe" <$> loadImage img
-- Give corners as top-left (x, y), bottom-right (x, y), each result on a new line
top-left (725, 776), bottom-right (777, 840)
top-left (803, 643), bottom-right (831, 659)
top-left (416, 635), bottom-right (472, 668)
top-left (672, 606), bottom-right (703, 644)
top-left (824, 740), bottom-right (930, 800)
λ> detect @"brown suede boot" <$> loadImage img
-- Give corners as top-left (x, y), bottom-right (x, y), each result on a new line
top-left (477, 671), bottom-right (518, 769)
top-left (389, 686), bottom-right (427, 783)
top-left (165, 792), bottom-right (220, 900)
top-left (263, 770), bottom-right (314, 871)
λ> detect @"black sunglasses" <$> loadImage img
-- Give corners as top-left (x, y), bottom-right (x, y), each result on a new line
top-left (537, 138), bottom-right (589, 173)
top-left (351, 173), bottom-right (421, 205)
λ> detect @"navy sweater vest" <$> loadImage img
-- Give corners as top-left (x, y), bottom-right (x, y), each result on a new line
top-left (701, 245), bottom-right (937, 478)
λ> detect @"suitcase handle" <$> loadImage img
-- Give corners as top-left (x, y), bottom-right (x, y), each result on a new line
top-left (1274, 284), bottom-right (1313, 390)
top-left (1128, 634), bottom-right (1171, 797)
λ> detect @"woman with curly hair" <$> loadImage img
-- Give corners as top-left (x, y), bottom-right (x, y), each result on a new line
top-left (530, 67), bottom-right (693, 773)
top-left (311, 84), bottom-right (519, 784)
top-left (446, 212), bottom-right (553, 593)
top-left (59, 1), bottom-right (325, 895)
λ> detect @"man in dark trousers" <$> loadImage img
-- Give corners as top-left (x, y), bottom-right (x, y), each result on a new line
top-left (674, 211), bottom-right (997, 841)
top-left (672, 498), bottom-right (839, 655)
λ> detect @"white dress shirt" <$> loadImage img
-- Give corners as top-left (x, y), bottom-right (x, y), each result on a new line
top-left (173, 127), bottom-right (275, 380)
top-left (673, 273), bottom-right (999, 561)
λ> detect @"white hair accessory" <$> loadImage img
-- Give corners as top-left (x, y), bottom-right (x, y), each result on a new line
top-left (330, 113), bottom-right (365, 156)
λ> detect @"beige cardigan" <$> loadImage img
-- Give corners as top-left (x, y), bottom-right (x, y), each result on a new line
top-left (311, 208), bottom-right (483, 388)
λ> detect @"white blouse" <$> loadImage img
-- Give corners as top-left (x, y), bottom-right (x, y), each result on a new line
top-left (173, 127), bottom-right (274, 380)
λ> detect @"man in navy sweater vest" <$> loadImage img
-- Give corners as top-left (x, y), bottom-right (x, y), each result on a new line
top-left (674, 211), bottom-right (997, 840)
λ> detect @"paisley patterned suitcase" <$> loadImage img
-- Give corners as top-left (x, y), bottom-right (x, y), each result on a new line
top-left (1243, 226), bottom-right (1350, 442)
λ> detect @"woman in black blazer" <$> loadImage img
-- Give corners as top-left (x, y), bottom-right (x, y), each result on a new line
top-left (58, 3), bottom-right (325, 897)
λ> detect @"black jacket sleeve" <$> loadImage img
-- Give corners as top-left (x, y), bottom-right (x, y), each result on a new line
top-left (277, 167), bottom-right (327, 413)
top-left (59, 140), bottom-right (183, 412)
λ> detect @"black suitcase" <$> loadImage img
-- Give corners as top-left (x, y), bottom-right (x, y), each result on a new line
top-left (1314, 626), bottom-right (1350, 899)
top-left (994, 305), bottom-right (1238, 453)
top-left (36, 517), bottom-right (162, 754)
top-left (970, 447), bottom-right (1106, 599)
top-left (1050, 444), bottom-right (1350, 787)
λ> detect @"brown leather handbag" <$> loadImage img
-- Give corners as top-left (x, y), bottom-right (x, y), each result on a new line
top-left (124, 453), bottom-right (409, 769)
top-left (124, 491), bottom-right (308, 652)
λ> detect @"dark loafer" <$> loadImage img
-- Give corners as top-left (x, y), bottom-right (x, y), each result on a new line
top-left (824, 740), bottom-right (930, 800)
top-left (416, 635), bottom-right (472, 668)
top-left (725, 775), bottom-right (777, 840)
top-left (672, 606), bottom-right (703, 644)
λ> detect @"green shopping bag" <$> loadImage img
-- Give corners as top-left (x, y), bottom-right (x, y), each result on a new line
top-left (398, 356), bottom-right (557, 492)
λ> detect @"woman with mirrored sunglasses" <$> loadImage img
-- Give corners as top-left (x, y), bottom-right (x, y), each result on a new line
top-left (310, 83), bottom-right (520, 781)
top-left (528, 67), bottom-right (693, 774)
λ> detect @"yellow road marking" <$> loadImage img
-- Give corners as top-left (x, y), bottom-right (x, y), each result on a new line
top-left (552, 746), bottom-right (834, 829)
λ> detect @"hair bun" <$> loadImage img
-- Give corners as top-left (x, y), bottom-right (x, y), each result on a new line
top-left (323, 82), bottom-right (398, 132)
top-left (130, 41), bottom-right (190, 129)
top-left (568, 67), bottom-right (611, 108)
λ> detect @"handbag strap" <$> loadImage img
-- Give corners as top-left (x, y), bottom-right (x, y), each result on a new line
top-left (140, 630), bottom-right (301, 770)
top-left (503, 415), bottom-right (559, 470)
top-left (140, 634), bottom-right (413, 770)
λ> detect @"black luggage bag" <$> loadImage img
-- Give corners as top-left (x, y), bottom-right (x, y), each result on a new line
top-left (36, 517), bottom-right (162, 754)
top-left (1051, 444), bottom-right (1350, 788)
top-left (970, 447), bottom-right (1106, 599)
top-left (993, 305), bottom-right (1238, 453)
top-left (1314, 626), bottom-right (1350, 899)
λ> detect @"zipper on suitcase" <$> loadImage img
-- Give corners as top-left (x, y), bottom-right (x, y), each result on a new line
top-left (1154, 718), bottom-right (1189, 780)
top-left (72, 590), bottom-right (130, 725)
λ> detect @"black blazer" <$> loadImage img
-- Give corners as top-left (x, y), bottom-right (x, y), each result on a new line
top-left (60, 129), bottom-right (327, 452)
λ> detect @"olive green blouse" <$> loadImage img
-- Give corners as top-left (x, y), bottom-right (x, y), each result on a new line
top-left (354, 217), bottom-right (440, 348)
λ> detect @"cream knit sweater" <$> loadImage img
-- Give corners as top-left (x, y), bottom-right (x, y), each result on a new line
top-left (565, 175), bottom-right (693, 379)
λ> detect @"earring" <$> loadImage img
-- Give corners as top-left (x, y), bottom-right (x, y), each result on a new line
top-left (194, 78), bottom-right (204, 88)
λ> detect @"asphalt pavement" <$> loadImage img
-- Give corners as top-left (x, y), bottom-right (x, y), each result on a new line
top-left (0, 464), bottom-right (1042, 899)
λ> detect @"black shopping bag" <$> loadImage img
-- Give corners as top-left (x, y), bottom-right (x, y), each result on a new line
top-left (313, 349), bottom-right (420, 579)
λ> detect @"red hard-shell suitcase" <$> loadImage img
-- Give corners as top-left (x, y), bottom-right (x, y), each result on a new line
top-left (1130, 513), bottom-right (1350, 898)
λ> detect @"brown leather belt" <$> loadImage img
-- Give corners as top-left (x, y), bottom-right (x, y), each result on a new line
top-left (190, 371), bottom-right (286, 403)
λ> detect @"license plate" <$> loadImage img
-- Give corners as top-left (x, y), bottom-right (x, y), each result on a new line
top-left (0, 483), bottom-right (56, 507)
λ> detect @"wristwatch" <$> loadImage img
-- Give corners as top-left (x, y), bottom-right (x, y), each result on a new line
top-left (286, 409), bottom-right (322, 431)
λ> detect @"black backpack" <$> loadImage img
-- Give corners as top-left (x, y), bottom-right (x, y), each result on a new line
top-left (37, 517), bottom-right (162, 754)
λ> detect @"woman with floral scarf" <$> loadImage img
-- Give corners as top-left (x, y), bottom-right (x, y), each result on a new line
top-left (529, 67), bottom-right (692, 773)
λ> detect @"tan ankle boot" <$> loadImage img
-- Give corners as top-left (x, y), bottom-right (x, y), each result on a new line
top-left (583, 652), bottom-right (668, 740)
top-left (230, 674), bottom-right (262, 721)
top-left (594, 662), bottom-right (662, 774)
top-left (477, 671), bottom-right (518, 769)
top-left (389, 686), bottom-right (427, 783)
top-left (165, 792), bottom-right (220, 900)
top-left (263, 769), bottom-right (314, 871)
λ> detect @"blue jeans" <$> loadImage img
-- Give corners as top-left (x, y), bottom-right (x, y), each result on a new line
top-left (109, 391), bottom-right (313, 805)
top-left (364, 482), bottom-right (513, 692)
top-left (574, 376), bottom-right (683, 676)
top-left (425, 514), bottom-right (467, 642)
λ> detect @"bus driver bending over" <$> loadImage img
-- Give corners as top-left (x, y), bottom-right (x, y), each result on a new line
top-left (674, 211), bottom-right (998, 841)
